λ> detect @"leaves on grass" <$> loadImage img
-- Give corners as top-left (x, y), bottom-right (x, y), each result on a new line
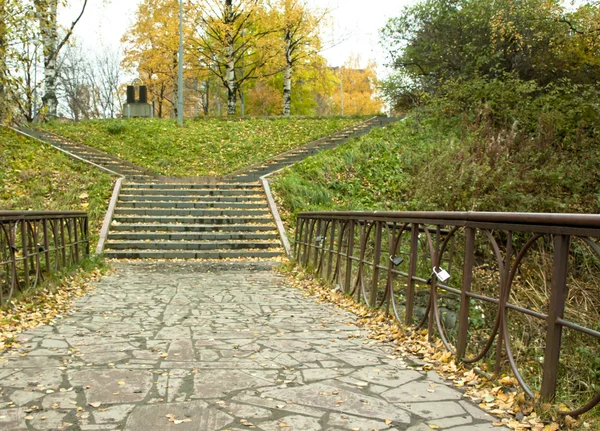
top-left (40, 117), bottom-right (364, 178)
top-left (0, 268), bottom-right (105, 351)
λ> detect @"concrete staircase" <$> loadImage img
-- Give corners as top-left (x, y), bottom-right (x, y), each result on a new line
top-left (22, 117), bottom-right (400, 260)
top-left (225, 116), bottom-right (400, 182)
top-left (103, 182), bottom-right (283, 259)
top-left (18, 127), bottom-right (157, 182)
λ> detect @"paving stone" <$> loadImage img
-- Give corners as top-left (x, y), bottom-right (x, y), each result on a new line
top-left (262, 382), bottom-right (412, 423)
top-left (9, 389), bottom-right (45, 406)
top-left (0, 262), bottom-right (504, 431)
top-left (381, 380), bottom-right (464, 403)
top-left (192, 369), bottom-right (278, 398)
top-left (125, 400), bottom-right (233, 430)
top-left (93, 403), bottom-right (136, 424)
top-left (69, 369), bottom-right (153, 404)
top-left (260, 414), bottom-right (324, 430)
top-left (41, 391), bottom-right (78, 409)
top-left (26, 409), bottom-right (68, 430)
top-left (0, 407), bottom-right (28, 430)
top-left (327, 412), bottom-right (398, 430)
top-left (3, 368), bottom-right (63, 389)
top-left (40, 339), bottom-right (69, 349)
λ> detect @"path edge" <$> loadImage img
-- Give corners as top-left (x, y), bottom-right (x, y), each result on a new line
top-left (96, 177), bottom-right (124, 255)
top-left (260, 172), bottom-right (292, 258)
top-left (10, 126), bottom-right (125, 177)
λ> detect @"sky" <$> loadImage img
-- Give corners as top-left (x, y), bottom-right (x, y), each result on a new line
top-left (62, 0), bottom-right (416, 79)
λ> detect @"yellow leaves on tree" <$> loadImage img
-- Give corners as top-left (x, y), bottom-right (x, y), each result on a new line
top-left (330, 56), bottom-right (383, 116)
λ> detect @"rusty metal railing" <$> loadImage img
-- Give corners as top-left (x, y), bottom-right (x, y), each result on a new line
top-left (0, 211), bottom-right (89, 306)
top-left (295, 211), bottom-right (600, 416)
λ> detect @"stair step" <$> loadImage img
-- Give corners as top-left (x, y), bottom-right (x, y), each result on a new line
top-left (107, 232), bottom-right (279, 241)
top-left (118, 195), bottom-right (265, 203)
top-left (114, 208), bottom-right (270, 217)
top-left (104, 240), bottom-right (279, 250)
top-left (122, 183), bottom-right (260, 190)
top-left (121, 190), bottom-right (263, 197)
top-left (104, 250), bottom-right (283, 259)
top-left (113, 216), bottom-right (274, 224)
top-left (118, 201), bottom-right (266, 209)
top-left (109, 223), bottom-right (276, 232)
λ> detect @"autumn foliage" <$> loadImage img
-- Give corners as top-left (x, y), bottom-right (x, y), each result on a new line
top-left (120, 0), bottom-right (382, 117)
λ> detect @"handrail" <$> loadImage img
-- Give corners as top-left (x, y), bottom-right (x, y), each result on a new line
top-left (0, 210), bottom-right (87, 219)
top-left (0, 211), bottom-right (89, 306)
top-left (295, 210), bottom-right (600, 416)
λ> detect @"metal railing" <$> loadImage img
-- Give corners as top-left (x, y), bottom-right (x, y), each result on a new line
top-left (0, 211), bottom-right (89, 306)
top-left (295, 211), bottom-right (600, 416)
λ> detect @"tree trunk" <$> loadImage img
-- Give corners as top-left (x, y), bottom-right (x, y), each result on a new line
top-left (283, 50), bottom-right (292, 116)
top-left (204, 80), bottom-right (209, 115)
top-left (37, 0), bottom-right (59, 119)
top-left (225, 0), bottom-right (237, 115)
top-left (226, 46), bottom-right (236, 115)
top-left (0, 2), bottom-right (7, 122)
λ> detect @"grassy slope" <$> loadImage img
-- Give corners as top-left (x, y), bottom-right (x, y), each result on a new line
top-left (40, 117), bottom-right (365, 177)
top-left (0, 128), bottom-right (114, 245)
top-left (272, 117), bottom-right (600, 228)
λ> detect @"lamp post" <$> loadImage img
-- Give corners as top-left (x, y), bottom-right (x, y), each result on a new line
top-left (177, 0), bottom-right (184, 126)
top-left (151, 74), bottom-right (158, 118)
top-left (339, 66), bottom-right (344, 116)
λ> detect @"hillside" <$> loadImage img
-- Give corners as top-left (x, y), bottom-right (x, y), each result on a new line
top-left (39, 117), bottom-right (365, 178)
top-left (272, 116), bottom-right (600, 227)
top-left (0, 128), bottom-right (114, 245)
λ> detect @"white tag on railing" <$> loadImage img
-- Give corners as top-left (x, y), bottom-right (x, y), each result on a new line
top-left (433, 267), bottom-right (450, 283)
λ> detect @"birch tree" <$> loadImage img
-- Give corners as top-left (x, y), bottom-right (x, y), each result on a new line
top-left (275, 0), bottom-right (326, 116)
top-left (34, 0), bottom-right (88, 120)
top-left (191, 0), bottom-right (279, 115)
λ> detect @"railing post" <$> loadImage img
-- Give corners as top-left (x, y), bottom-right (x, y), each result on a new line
top-left (405, 223), bottom-right (419, 325)
top-left (541, 234), bottom-right (570, 401)
top-left (369, 221), bottom-right (382, 307)
top-left (294, 217), bottom-right (302, 258)
top-left (344, 220), bottom-right (355, 295)
top-left (312, 219), bottom-right (322, 268)
top-left (60, 219), bottom-right (67, 268)
top-left (495, 232), bottom-right (513, 375)
top-left (73, 217), bottom-right (80, 262)
top-left (302, 218), bottom-right (311, 267)
top-left (327, 220), bottom-right (336, 281)
top-left (42, 218), bottom-right (50, 271)
top-left (21, 218), bottom-right (29, 289)
top-left (84, 216), bottom-right (90, 256)
top-left (457, 227), bottom-right (475, 359)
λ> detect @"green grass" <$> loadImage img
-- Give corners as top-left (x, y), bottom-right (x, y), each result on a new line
top-left (39, 117), bottom-right (366, 177)
top-left (272, 115), bottom-right (600, 426)
top-left (272, 116), bottom-right (600, 229)
top-left (0, 127), bottom-right (114, 246)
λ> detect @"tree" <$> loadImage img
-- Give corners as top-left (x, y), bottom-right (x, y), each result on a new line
top-left (93, 47), bottom-right (123, 119)
top-left (380, 0), bottom-right (600, 110)
top-left (273, 0), bottom-right (327, 116)
top-left (34, 0), bottom-right (88, 120)
top-left (122, 0), bottom-right (198, 118)
top-left (191, 0), bottom-right (279, 115)
top-left (330, 56), bottom-right (382, 116)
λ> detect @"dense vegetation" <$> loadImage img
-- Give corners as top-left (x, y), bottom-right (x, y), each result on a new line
top-left (273, 1), bottom-right (600, 426)
top-left (0, 128), bottom-right (114, 244)
top-left (40, 116), bottom-right (364, 177)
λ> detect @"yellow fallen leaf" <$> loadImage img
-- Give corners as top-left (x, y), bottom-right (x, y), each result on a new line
top-left (117, 381), bottom-right (125, 385)
top-left (428, 425), bottom-right (440, 429)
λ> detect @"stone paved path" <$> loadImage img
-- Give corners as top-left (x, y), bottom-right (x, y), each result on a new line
top-left (0, 262), bottom-right (501, 431)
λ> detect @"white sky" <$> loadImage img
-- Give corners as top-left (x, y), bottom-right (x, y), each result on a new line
top-left (62, 0), bottom-right (416, 78)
